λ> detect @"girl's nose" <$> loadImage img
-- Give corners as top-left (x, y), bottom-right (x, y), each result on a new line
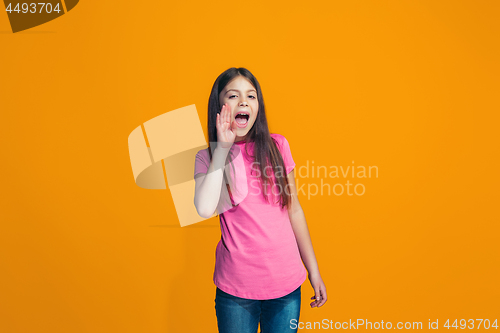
top-left (239, 101), bottom-right (249, 107)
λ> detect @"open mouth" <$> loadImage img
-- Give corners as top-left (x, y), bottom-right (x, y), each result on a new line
top-left (235, 113), bottom-right (250, 127)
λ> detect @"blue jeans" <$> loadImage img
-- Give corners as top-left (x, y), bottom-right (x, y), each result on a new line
top-left (215, 286), bottom-right (301, 333)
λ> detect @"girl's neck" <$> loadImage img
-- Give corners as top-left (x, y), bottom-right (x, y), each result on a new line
top-left (234, 136), bottom-right (247, 143)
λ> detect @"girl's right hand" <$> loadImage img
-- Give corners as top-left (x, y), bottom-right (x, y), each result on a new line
top-left (216, 103), bottom-right (237, 149)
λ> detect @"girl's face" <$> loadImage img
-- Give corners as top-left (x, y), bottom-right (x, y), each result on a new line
top-left (219, 76), bottom-right (259, 141)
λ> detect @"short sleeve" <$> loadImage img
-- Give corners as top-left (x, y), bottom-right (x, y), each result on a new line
top-left (275, 134), bottom-right (296, 175)
top-left (194, 149), bottom-right (210, 179)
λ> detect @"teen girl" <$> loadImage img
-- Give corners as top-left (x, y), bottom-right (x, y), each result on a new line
top-left (194, 67), bottom-right (327, 333)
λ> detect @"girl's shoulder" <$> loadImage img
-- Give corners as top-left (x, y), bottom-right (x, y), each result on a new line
top-left (195, 147), bottom-right (210, 163)
top-left (270, 133), bottom-right (294, 158)
top-left (196, 147), bottom-right (210, 155)
top-left (196, 147), bottom-right (210, 156)
top-left (270, 132), bottom-right (287, 142)
top-left (269, 133), bottom-right (290, 148)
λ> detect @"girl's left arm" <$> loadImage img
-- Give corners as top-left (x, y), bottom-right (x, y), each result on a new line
top-left (286, 169), bottom-right (328, 308)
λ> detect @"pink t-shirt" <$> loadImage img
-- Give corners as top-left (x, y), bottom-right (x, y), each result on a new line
top-left (194, 133), bottom-right (307, 300)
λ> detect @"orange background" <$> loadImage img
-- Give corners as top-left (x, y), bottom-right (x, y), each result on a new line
top-left (1, 1), bottom-right (499, 332)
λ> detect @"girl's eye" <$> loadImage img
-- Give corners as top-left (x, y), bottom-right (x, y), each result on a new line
top-left (228, 95), bottom-right (256, 99)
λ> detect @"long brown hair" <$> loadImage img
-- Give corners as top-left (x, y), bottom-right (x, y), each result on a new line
top-left (207, 67), bottom-right (291, 209)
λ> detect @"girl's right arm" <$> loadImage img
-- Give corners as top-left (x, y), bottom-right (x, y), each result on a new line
top-left (194, 146), bottom-right (230, 218)
top-left (194, 103), bottom-right (237, 218)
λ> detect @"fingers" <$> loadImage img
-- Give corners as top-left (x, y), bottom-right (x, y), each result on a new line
top-left (217, 103), bottom-right (236, 146)
top-left (218, 104), bottom-right (226, 131)
top-left (310, 286), bottom-right (321, 308)
top-left (221, 104), bottom-right (225, 126)
top-left (314, 286), bottom-right (321, 306)
top-left (309, 287), bottom-right (327, 308)
top-left (309, 296), bottom-right (318, 307)
top-left (223, 103), bottom-right (235, 132)
top-left (309, 295), bottom-right (321, 307)
top-left (231, 111), bottom-right (237, 132)
top-left (220, 104), bottom-right (224, 124)
top-left (223, 103), bottom-right (229, 126)
top-left (317, 287), bottom-right (327, 307)
top-left (222, 103), bottom-right (233, 131)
